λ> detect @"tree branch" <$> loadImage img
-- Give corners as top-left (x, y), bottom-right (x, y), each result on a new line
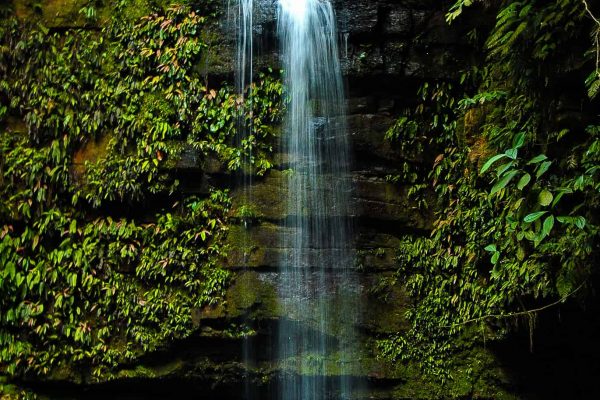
top-left (443, 283), bottom-right (585, 329)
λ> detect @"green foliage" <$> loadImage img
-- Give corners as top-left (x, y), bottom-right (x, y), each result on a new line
top-left (0, 3), bottom-right (283, 380)
top-left (381, 0), bottom-right (600, 380)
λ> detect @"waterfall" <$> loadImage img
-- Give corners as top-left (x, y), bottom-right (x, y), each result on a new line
top-left (230, 1), bottom-right (256, 398)
top-left (276, 0), bottom-right (358, 399)
top-left (231, 0), bottom-right (359, 398)
top-left (235, 0), bottom-right (253, 98)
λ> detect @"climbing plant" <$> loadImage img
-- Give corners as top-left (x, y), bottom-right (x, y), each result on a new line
top-left (0, 2), bottom-right (283, 380)
top-left (381, 0), bottom-right (600, 379)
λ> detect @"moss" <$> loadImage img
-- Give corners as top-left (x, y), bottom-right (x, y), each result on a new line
top-left (365, 277), bottom-right (409, 334)
top-left (231, 170), bottom-right (287, 220)
top-left (112, 0), bottom-right (174, 23)
top-left (225, 271), bottom-right (280, 318)
top-left (115, 360), bottom-right (185, 380)
top-left (225, 223), bottom-right (284, 268)
top-left (13, 0), bottom-right (88, 26)
top-left (370, 342), bottom-right (518, 400)
top-left (278, 350), bottom-right (368, 377)
top-left (198, 23), bottom-right (234, 77)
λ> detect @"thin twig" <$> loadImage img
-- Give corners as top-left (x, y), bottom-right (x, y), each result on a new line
top-left (443, 283), bottom-right (585, 329)
top-left (582, 0), bottom-right (600, 78)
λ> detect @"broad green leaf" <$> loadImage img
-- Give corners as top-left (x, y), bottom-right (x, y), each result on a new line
top-left (512, 132), bottom-right (526, 149)
top-left (536, 161), bottom-right (552, 178)
top-left (496, 161), bottom-right (515, 177)
top-left (542, 215), bottom-right (554, 236)
top-left (524, 211), bottom-right (547, 223)
top-left (527, 154), bottom-right (548, 164)
top-left (491, 170), bottom-right (519, 194)
top-left (552, 188), bottom-right (572, 207)
top-left (480, 154), bottom-right (507, 173)
top-left (538, 190), bottom-right (553, 206)
top-left (517, 173), bottom-right (531, 190)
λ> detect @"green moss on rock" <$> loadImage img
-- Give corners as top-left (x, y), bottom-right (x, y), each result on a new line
top-left (225, 271), bottom-right (280, 319)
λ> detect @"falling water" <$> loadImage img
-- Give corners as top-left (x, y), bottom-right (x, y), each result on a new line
top-left (230, 1), bottom-right (256, 398)
top-left (230, 0), bottom-right (359, 397)
top-left (235, 0), bottom-right (253, 97)
top-left (276, 0), bottom-right (358, 399)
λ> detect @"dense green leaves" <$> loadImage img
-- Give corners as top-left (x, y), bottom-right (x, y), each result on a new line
top-left (380, 0), bottom-right (599, 380)
top-left (0, 3), bottom-right (282, 380)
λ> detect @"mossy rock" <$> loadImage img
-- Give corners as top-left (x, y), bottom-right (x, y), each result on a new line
top-left (230, 170), bottom-right (287, 221)
top-left (362, 275), bottom-right (410, 334)
top-left (11, 0), bottom-right (186, 26)
top-left (115, 360), bottom-right (185, 380)
top-left (198, 22), bottom-right (235, 77)
top-left (13, 0), bottom-right (88, 25)
top-left (225, 271), bottom-right (280, 319)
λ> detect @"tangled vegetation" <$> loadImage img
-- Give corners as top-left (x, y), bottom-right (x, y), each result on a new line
top-left (381, 0), bottom-right (600, 378)
top-left (0, 1), bottom-right (283, 381)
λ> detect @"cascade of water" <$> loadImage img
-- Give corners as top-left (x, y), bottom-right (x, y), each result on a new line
top-left (229, 1), bottom-right (256, 398)
top-left (236, 0), bottom-right (253, 98)
top-left (276, 1), bottom-right (358, 398)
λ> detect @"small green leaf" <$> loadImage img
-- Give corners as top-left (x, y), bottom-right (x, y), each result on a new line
top-left (574, 175), bottom-right (585, 190)
top-left (69, 220), bottom-right (77, 235)
top-left (496, 161), bottom-right (515, 177)
top-left (517, 173), bottom-right (531, 190)
top-left (6, 262), bottom-right (15, 280)
top-left (484, 244), bottom-right (497, 252)
top-left (491, 252), bottom-right (500, 264)
top-left (538, 190), bottom-right (553, 206)
top-left (524, 211), bottom-right (547, 223)
top-left (575, 216), bottom-right (586, 229)
top-left (505, 148), bottom-right (518, 160)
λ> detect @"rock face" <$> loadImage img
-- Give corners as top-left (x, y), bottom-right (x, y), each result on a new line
top-left (2, 1), bottom-right (513, 399)
top-left (190, 1), bottom-right (507, 398)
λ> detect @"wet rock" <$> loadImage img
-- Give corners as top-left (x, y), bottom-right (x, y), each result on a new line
top-left (335, 1), bottom-right (379, 34)
top-left (348, 113), bottom-right (404, 164)
top-left (383, 41), bottom-right (408, 74)
top-left (226, 271), bottom-right (280, 318)
top-left (229, 168), bottom-right (429, 226)
top-left (346, 96), bottom-right (376, 115)
top-left (384, 7), bottom-right (413, 35)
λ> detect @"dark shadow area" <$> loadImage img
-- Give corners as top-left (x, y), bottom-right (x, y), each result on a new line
top-left (493, 289), bottom-right (600, 399)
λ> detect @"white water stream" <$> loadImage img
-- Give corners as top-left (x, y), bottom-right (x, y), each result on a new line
top-left (233, 1), bottom-right (359, 398)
